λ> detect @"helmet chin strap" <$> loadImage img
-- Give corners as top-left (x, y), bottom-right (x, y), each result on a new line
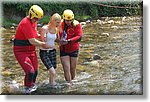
top-left (29, 18), bottom-right (37, 24)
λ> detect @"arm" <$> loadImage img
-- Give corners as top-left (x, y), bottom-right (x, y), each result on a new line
top-left (68, 24), bottom-right (83, 43)
top-left (40, 27), bottom-right (46, 42)
top-left (37, 33), bottom-right (41, 38)
top-left (28, 38), bottom-right (45, 46)
top-left (40, 27), bottom-right (55, 49)
top-left (26, 26), bottom-right (46, 47)
top-left (28, 38), bottom-right (51, 49)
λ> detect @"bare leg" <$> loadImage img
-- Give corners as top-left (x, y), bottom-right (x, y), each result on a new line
top-left (70, 57), bottom-right (78, 80)
top-left (48, 67), bottom-right (56, 85)
top-left (60, 56), bottom-right (72, 83)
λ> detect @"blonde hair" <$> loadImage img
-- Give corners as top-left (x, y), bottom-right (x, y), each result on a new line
top-left (51, 13), bottom-right (61, 22)
top-left (48, 13), bottom-right (61, 25)
top-left (48, 13), bottom-right (62, 39)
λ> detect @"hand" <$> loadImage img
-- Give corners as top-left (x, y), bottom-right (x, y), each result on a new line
top-left (42, 43), bottom-right (50, 49)
top-left (42, 43), bottom-right (52, 49)
top-left (42, 43), bottom-right (56, 49)
top-left (59, 40), bottom-right (68, 45)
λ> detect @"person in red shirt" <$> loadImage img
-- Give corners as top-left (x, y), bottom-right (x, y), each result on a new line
top-left (58, 9), bottom-right (83, 86)
top-left (13, 5), bottom-right (50, 94)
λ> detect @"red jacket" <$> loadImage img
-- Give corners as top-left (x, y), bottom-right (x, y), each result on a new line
top-left (59, 20), bottom-right (83, 53)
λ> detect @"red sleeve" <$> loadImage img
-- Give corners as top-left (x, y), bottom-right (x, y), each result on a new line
top-left (58, 21), bottom-right (64, 39)
top-left (58, 31), bottom-right (63, 39)
top-left (69, 24), bottom-right (83, 43)
top-left (20, 22), bottom-right (38, 39)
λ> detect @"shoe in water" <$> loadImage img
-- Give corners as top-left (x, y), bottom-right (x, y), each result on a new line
top-left (24, 84), bottom-right (37, 94)
top-left (32, 83), bottom-right (37, 90)
top-left (65, 82), bottom-right (73, 87)
top-left (49, 83), bottom-right (61, 89)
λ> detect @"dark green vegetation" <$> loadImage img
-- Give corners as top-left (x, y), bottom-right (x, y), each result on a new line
top-left (2, 1), bottom-right (142, 28)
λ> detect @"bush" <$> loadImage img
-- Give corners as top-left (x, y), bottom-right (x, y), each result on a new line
top-left (38, 15), bottom-right (50, 25)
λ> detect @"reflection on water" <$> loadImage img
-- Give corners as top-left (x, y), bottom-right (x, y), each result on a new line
top-left (1, 16), bottom-right (142, 95)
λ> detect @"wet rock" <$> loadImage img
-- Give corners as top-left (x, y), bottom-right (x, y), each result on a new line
top-left (92, 54), bottom-right (101, 60)
top-left (86, 20), bottom-right (91, 24)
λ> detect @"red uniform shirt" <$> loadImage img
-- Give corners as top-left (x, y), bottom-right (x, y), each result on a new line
top-left (14, 16), bottom-right (38, 51)
top-left (59, 20), bottom-right (83, 53)
top-left (15, 16), bottom-right (38, 40)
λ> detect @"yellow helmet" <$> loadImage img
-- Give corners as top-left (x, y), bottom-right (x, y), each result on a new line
top-left (63, 9), bottom-right (74, 20)
top-left (28, 5), bottom-right (43, 19)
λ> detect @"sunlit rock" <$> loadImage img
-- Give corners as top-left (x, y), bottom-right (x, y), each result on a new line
top-left (0, 27), bottom-right (6, 31)
top-left (122, 16), bottom-right (127, 22)
top-left (83, 62), bottom-right (90, 65)
top-left (101, 33), bottom-right (110, 37)
top-left (10, 35), bottom-right (15, 43)
top-left (80, 22), bottom-right (86, 25)
top-left (10, 26), bottom-right (15, 29)
top-left (104, 16), bottom-right (109, 21)
top-left (107, 20), bottom-right (114, 24)
top-left (9, 80), bottom-right (19, 93)
top-left (80, 22), bottom-right (86, 28)
top-left (1, 71), bottom-right (12, 76)
top-left (114, 21), bottom-right (122, 25)
top-left (111, 26), bottom-right (118, 29)
top-left (97, 19), bottom-right (102, 25)
top-left (89, 60), bottom-right (100, 68)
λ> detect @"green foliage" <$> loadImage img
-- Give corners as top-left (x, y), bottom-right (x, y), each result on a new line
top-left (2, 1), bottom-right (142, 28)
top-left (38, 15), bottom-right (50, 25)
top-left (76, 15), bottom-right (91, 21)
top-left (2, 18), bottom-right (19, 28)
top-left (89, 4), bottom-right (99, 19)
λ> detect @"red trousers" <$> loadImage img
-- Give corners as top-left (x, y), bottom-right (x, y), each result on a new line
top-left (13, 46), bottom-right (38, 87)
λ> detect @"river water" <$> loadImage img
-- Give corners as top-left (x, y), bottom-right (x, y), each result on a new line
top-left (0, 16), bottom-right (142, 95)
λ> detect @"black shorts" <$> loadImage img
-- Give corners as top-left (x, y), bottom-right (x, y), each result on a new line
top-left (60, 50), bottom-right (79, 57)
top-left (39, 49), bottom-right (57, 69)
